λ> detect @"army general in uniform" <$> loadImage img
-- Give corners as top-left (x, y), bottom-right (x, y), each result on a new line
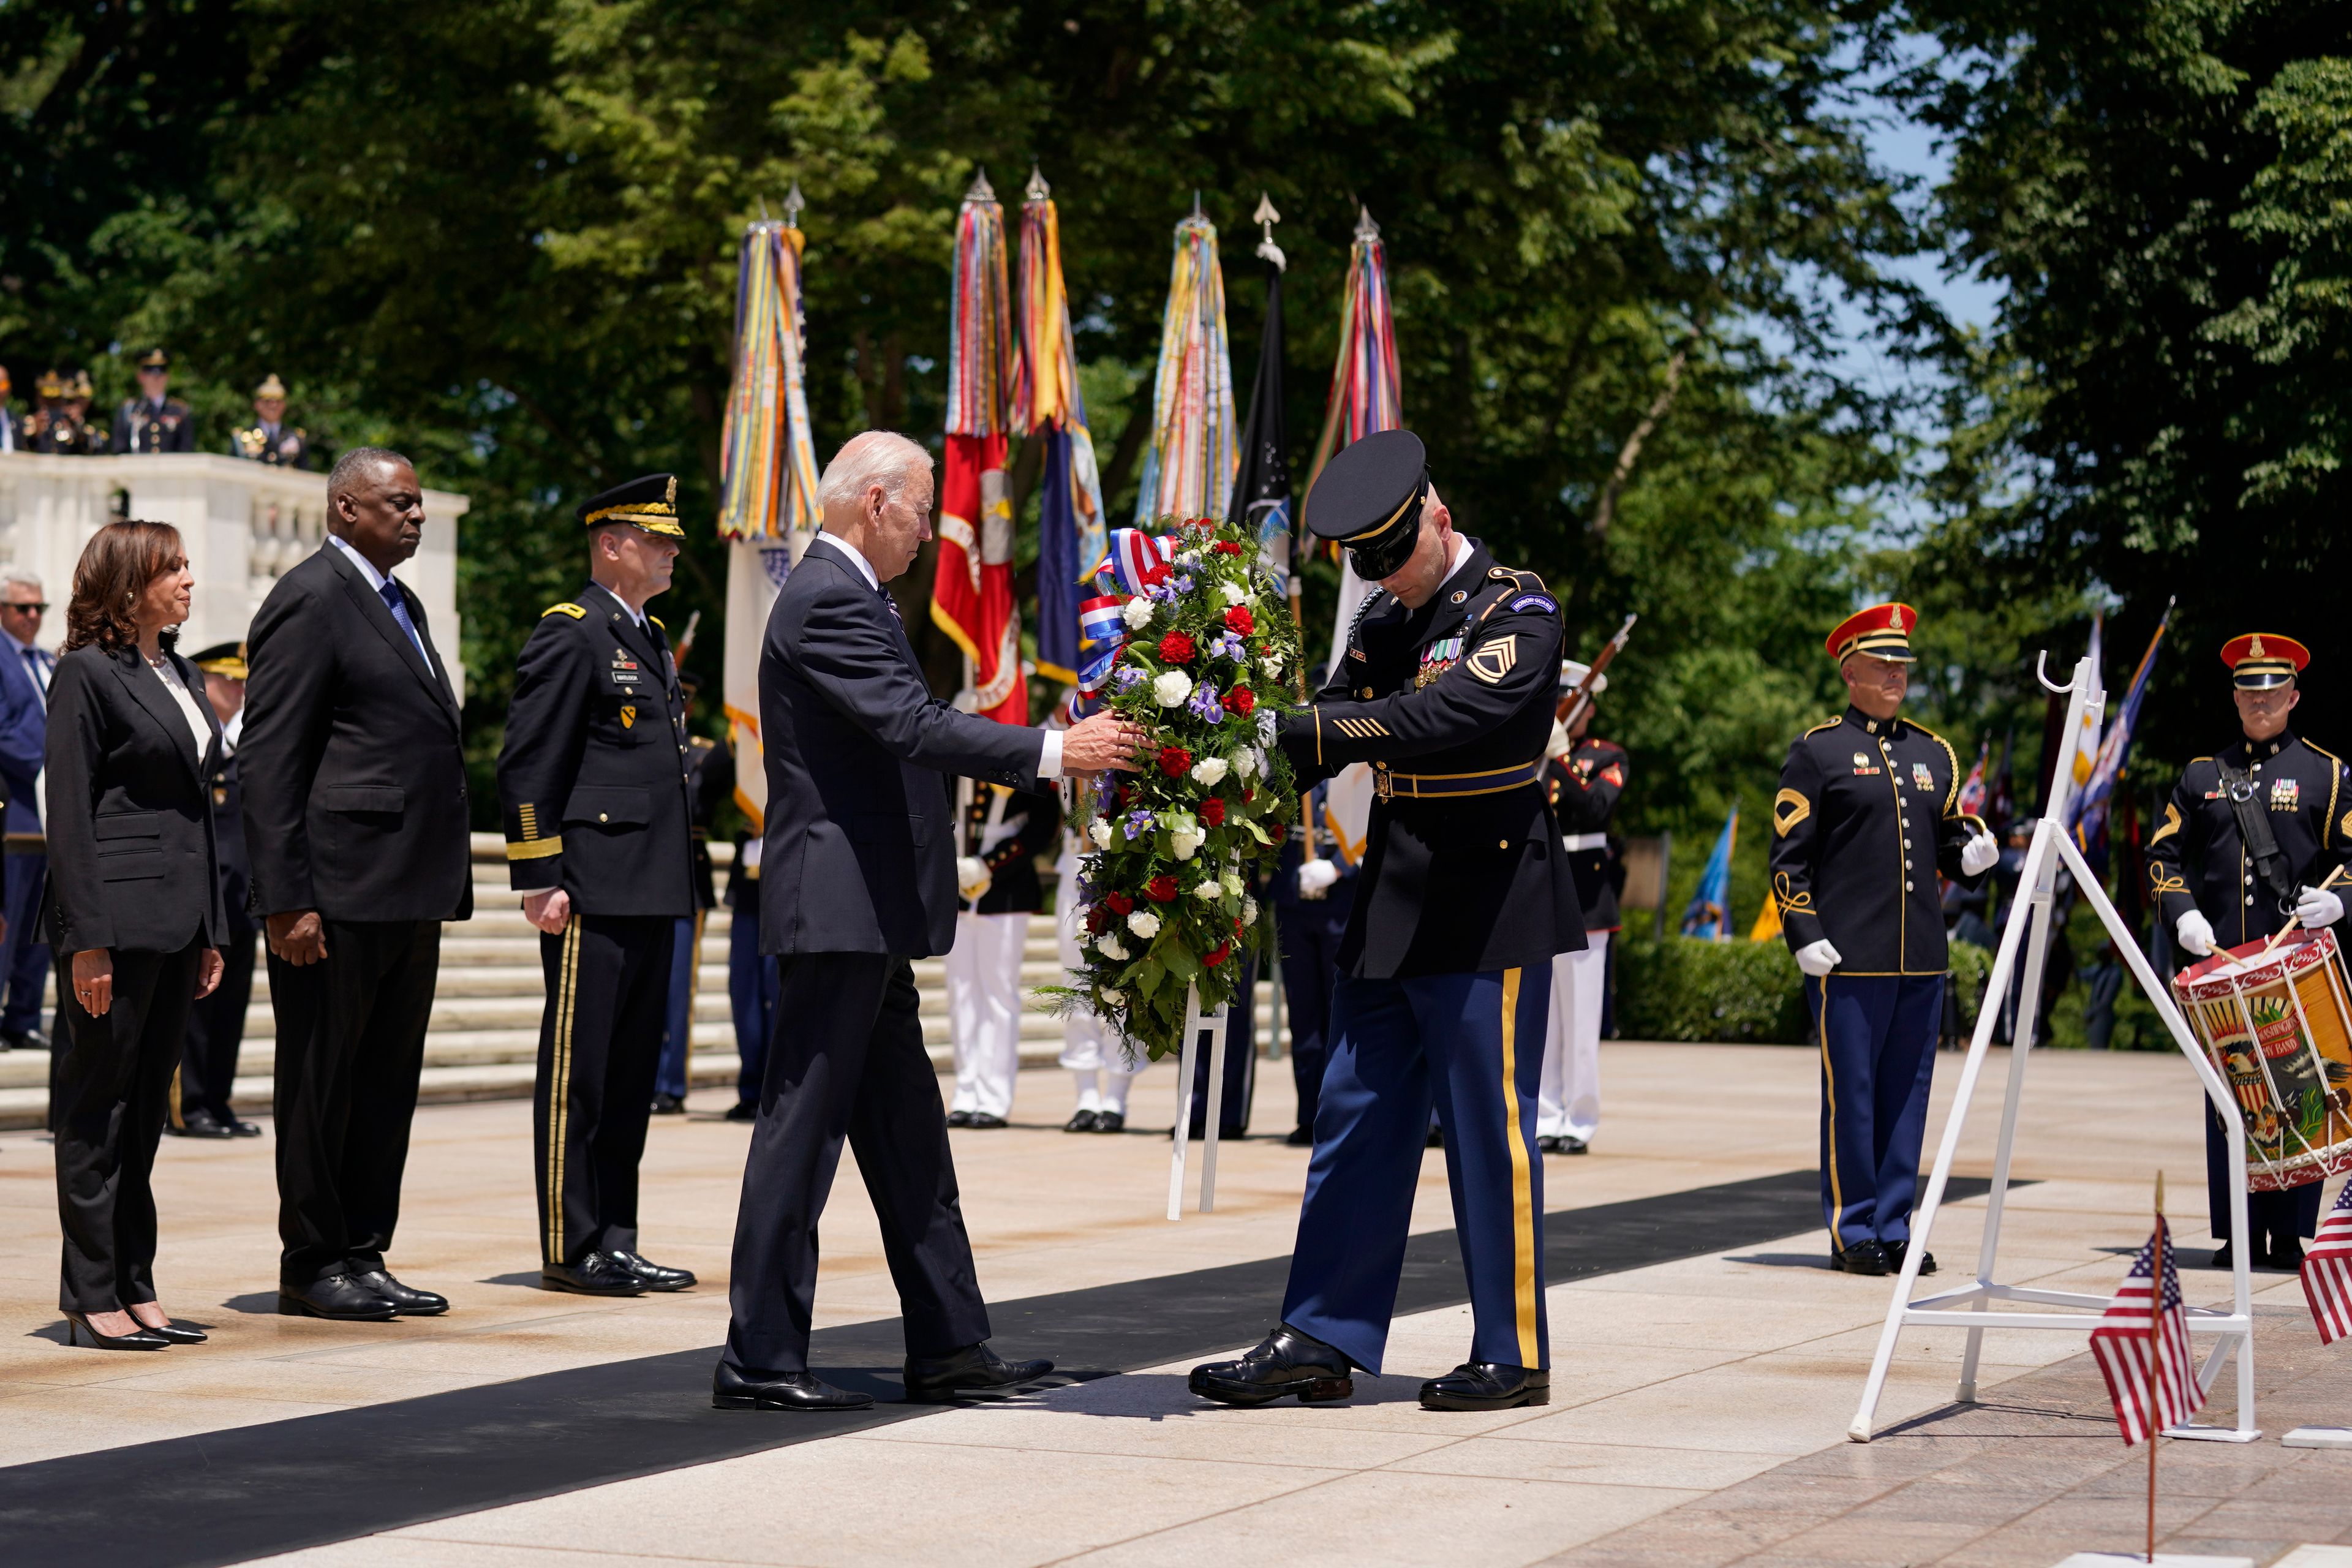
top-left (2146, 633), bottom-right (2350, 1271)
top-left (1768, 604), bottom-right (1997, 1276)
top-left (1189, 429), bottom-right (1581, 1414)
top-left (497, 474), bottom-right (699, 1298)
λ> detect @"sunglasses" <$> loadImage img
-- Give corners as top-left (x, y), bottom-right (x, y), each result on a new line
top-left (2, 602), bottom-right (48, 614)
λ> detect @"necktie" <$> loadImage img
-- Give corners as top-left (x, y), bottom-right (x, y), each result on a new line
top-left (877, 585), bottom-right (903, 625)
top-left (23, 647), bottom-right (44, 712)
top-left (380, 581), bottom-right (428, 663)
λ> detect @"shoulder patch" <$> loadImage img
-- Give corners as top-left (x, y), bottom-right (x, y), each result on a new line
top-left (1508, 592), bottom-right (1559, 615)
top-left (542, 602), bottom-right (586, 619)
top-left (1466, 634), bottom-right (1520, 685)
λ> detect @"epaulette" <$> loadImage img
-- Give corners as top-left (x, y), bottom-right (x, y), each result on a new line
top-left (1801, 716), bottom-right (1844, 739)
top-left (649, 614), bottom-right (666, 633)
top-left (542, 602), bottom-right (586, 619)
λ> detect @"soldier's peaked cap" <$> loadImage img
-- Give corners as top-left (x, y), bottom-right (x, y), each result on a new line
top-left (137, 349), bottom-right (169, 370)
top-left (189, 641), bottom-right (248, 680)
top-left (1303, 429), bottom-right (1428, 580)
top-left (2221, 632), bottom-right (2307, 690)
top-left (578, 473), bottom-right (685, 538)
top-left (1825, 602), bottom-right (1918, 664)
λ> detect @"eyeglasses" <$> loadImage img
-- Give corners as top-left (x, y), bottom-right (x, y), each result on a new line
top-left (2, 602), bottom-right (48, 614)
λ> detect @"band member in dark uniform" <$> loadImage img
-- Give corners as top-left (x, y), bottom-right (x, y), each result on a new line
top-left (232, 375), bottom-right (309, 469)
top-left (111, 350), bottom-right (195, 454)
top-left (169, 643), bottom-right (262, 1138)
top-left (1539, 660), bottom-right (1624, 1155)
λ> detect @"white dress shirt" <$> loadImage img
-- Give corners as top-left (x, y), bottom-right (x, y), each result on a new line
top-left (326, 533), bottom-right (429, 663)
top-left (148, 655), bottom-right (214, 761)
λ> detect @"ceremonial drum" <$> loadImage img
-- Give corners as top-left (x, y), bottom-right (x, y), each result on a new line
top-left (2173, 929), bottom-right (2352, 1191)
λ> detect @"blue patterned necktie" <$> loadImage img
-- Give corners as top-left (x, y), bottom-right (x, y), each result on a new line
top-left (380, 581), bottom-right (426, 662)
top-left (877, 584), bottom-right (902, 624)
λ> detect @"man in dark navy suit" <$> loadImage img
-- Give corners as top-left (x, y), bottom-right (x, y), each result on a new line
top-left (0, 570), bottom-right (51, 1052)
top-left (715, 431), bottom-right (1144, 1413)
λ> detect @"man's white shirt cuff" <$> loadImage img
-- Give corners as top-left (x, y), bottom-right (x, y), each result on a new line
top-left (1038, 729), bottom-right (1063, 780)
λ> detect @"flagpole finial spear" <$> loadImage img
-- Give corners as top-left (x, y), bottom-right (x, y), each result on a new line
top-left (2155, 1170), bottom-right (2165, 1215)
top-left (1355, 203), bottom-right (1381, 243)
top-left (1191, 188), bottom-right (1203, 220)
top-left (756, 194), bottom-right (772, 225)
top-left (1253, 192), bottom-right (1286, 272)
top-left (965, 167), bottom-right (997, 206)
top-left (1025, 164), bottom-right (1050, 203)
top-left (783, 179), bottom-right (805, 228)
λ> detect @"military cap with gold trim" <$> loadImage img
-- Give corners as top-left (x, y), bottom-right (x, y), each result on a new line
top-left (254, 373), bottom-right (287, 400)
top-left (34, 370), bottom-right (64, 401)
top-left (1303, 429), bottom-right (1428, 580)
top-left (2221, 631), bottom-right (2307, 690)
top-left (69, 370), bottom-right (92, 399)
top-left (577, 472), bottom-right (685, 538)
top-left (1825, 601), bottom-right (1918, 663)
top-left (189, 641), bottom-right (249, 680)
top-left (137, 348), bottom-right (170, 371)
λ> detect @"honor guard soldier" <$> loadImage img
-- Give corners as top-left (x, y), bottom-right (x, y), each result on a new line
top-left (61, 372), bottom-right (107, 454)
top-left (944, 779), bottom-right (1061, 1127)
top-left (497, 473), bottom-right (700, 1298)
top-left (1770, 605), bottom-right (1997, 1276)
top-left (1273, 769), bottom-right (1362, 1145)
top-left (1189, 429), bottom-right (1581, 1414)
top-left (654, 680), bottom-right (729, 1114)
top-left (233, 374), bottom-right (310, 469)
top-left (1539, 660), bottom-right (1626, 1155)
top-left (2147, 633), bottom-right (2351, 1271)
top-left (112, 349), bottom-right (195, 454)
top-left (170, 644), bottom-right (263, 1138)
top-left (29, 371), bottom-right (88, 455)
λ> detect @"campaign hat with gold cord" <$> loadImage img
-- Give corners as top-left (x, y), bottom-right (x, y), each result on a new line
top-left (576, 473), bottom-right (685, 538)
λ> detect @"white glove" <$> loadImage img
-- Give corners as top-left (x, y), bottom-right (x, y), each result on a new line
top-left (956, 856), bottom-right (993, 901)
top-left (1794, 938), bottom-right (1842, 978)
top-left (1297, 858), bottom-right (1340, 900)
top-left (2176, 908), bottom-right (2216, 957)
top-left (1960, 829), bottom-right (1999, 878)
top-left (1547, 719), bottom-right (1572, 761)
top-left (2297, 884), bottom-right (2345, 929)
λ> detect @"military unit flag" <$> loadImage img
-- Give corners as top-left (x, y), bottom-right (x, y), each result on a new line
top-left (1681, 804), bottom-right (1738, 941)
top-left (1230, 196), bottom-right (1293, 594)
top-left (2068, 602), bottom-right (2171, 861)
top-left (1134, 205), bottom-right (1237, 524)
top-left (2299, 1180), bottom-right (2352, 1344)
top-left (2089, 1213), bottom-right (2202, 1445)
top-left (1311, 206), bottom-right (1405, 674)
top-left (1013, 168), bottom-right (1106, 685)
top-left (935, 171), bottom-right (1027, 725)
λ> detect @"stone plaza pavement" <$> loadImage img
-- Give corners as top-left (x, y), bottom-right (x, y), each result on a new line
top-left (0, 1041), bottom-right (2346, 1567)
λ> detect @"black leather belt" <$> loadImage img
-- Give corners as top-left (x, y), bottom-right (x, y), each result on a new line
top-left (1373, 758), bottom-right (1544, 801)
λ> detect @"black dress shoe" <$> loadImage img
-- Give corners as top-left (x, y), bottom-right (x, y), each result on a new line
top-left (1831, 1240), bottom-right (1891, 1276)
top-left (279, 1275), bottom-right (398, 1320)
top-left (1063, 1109), bottom-right (1101, 1133)
top-left (651, 1092), bottom-right (686, 1115)
top-left (170, 1110), bottom-right (238, 1140)
top-left (1093, 1110), bottom-right (1125, 1133)
top-left (2263, 1235), bottom-right (2306, 1272)
top-left (227, 1116), bottom-right (263, 1137)
top-left (1285, 1126), bottom-right (1314, 1147)
top-left (1562, 1136), bottom-right (1590, 1155)
top-left (724, 1101), bottom-right (758, 1122)
top-left (947, 1109), bottom-right (973, 1128)
top-left (1885, 1242), bottom-right (1937, 1276)
top-left (1189, 1324), bottom-right (1354, 1407)
top-left (1425, 1125), bottom-right (1444, 1148)
top-left (609, 1250), bottom-right (696, 1291)
top-left (966, 1112), bottom-right (1008, 1129)
top-left (904, 1341), bottom-right (1054, 1401)
top-left (1420, 1362), bottom-right (1549, 1411)
top-left (2208, 1241), bottom-right (2234, 1270)
top-left (541, 1253), bottom-right (647, 1295)
top-left (353, 1270), bottom-right (449, 1314)
top-left (138, 1318), bottom-right (209, 1344)
top-left (1536, 1134), bottom-right (1562, 1154)
top-left (712, 1360), bottom-right (874, 1411)
top-left (64, 1312), bottom-right (170, 1351)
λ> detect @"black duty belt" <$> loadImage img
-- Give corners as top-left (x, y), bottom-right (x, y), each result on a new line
top-left (1373, 758), bottom-right (1544, 802)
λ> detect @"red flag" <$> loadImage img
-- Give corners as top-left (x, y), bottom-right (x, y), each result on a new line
top-left (933, 433), bottom-right (1023, 724)
top-left (2089, 1215), bottom-right (2202, 1444)
top-left (2301, 1180), bottom-right (2352, 1344)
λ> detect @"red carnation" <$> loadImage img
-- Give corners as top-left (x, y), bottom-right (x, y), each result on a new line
top-left (1203, 940), bottom-right (1233, 968)
top-left (1233, 916), bottom-right (1247, 935)
top-left (1106, 891), bottom-right (1134, 916)
top-left (1213, 539), bottom-right (1243, 556)
top-left (1158, 631), bottom-right (1196, 664)
top-left (1158, 744), bottom-right (1193, 778)
top-left (1086, 905), bottom-right (1110, 934)
top-left (1229, 686), bottom-right (1256, 716)
top-left (1146, 875), bottom-right (1180, 903)
top-left (1224, 605), bottom-right (1254, 636)
top-left (1200, 797), bottom-right (1227, 827)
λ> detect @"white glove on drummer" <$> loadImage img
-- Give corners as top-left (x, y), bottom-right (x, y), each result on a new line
top-left (2176, 908), bottom-right (2217, 958)
top-left (956, 856), bottom-right (993, 901)
top-left (1960, 829), bottom-right (1999, 878)
top-left (1297, 858), bottom-right (1340, 900)
top-left (2296, 884), bottom-right (2344, 929)
top-left (1794, 938), bottom-right (1842, 978)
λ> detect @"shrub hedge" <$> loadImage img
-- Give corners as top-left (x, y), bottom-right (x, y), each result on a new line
top-left (1613, 933), bottom-right (1994, 1045)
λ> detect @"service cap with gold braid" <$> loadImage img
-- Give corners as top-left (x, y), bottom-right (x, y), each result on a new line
top-left (2221, 631), bottom-right (2307, 690)
top-left (34, 370), bottom-right (64, 401)
top-left (137, 348), bottom-right (170, 371)
top-left (254, 373), bottom-right (287, 400)
top-left (189, 641), bottom-right (249, 680)
top-left (1824, 602), bottom-right (1918, 664)
top-left (1303, 429), bottom-right (1429, 581)
top-left (577, 472), bottom-right (685, 539)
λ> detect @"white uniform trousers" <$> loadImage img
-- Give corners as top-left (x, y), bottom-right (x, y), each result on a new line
top-left (945, 911), bottom-right (1028, 1119)
top-left (1052, 846), bottom-right (1137, 1115)
top-left (1538, 933), bottom-right (1610, 1142)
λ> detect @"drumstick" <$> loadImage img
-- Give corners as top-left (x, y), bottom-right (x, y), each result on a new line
top-left (2253, 862), bottom-right (2352, 959)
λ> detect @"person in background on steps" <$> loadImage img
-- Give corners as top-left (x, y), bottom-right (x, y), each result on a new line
top-left (1274, 767), bottom-right (1359, 1146)
top-left (653, 672), bottom-right (729, 1116)
top-left (0, 568), bottom-right (55, 1055)
top-left (1057, 774), bottom-right (1137, 1134)
top-left (721, 750), bottom-right (777, 1125)
top-left (945, 778), bottom-right (1060, 1129)
top-left (167, 643), bottom-right (261, 1139)
top-left (1537, 658), bottom-right (1626, 1156)
top-left (46, 520), bottom-right (226, 1351)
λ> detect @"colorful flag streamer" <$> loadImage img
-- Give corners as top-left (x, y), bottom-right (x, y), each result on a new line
top-left (1311, 206), bottom-right (1405, 676)
top-left (1012, 169), bottom-right (1106, 685)
top-left (1134, 204), bottom-right (1237, 524)
top-left (933, 171), bottom-right (1025, 725)
top-left (2068, 602), bottom-right (2173, 861)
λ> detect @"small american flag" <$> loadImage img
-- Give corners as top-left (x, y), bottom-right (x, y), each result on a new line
top-left (2300, 1181), bottom-right (2352, 1345)
top-left (2090, 1214), bottom-right (2203, 1445)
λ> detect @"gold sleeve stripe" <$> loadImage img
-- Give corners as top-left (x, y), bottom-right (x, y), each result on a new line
top-left (518, 802), bottom-right (541, 839)
top-left (1773, 788), bottom-right (1811, 838)
top-left (1333, 717), bottom-right (1390, 739)
top-left (506, 836), bottom-right (564, 861)
top-left (2148, 802), bottom-right (2181, 846)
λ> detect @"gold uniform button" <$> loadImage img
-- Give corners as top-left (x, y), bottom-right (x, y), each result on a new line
top-left (598, 813), bottom-right (609, 823)
top-left (1498, 839), bottom-right (1509, 850)
top-left (1359, 687), bottom-right (1374, 699)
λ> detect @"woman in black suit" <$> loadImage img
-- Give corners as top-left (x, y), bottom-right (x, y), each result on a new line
top-left (47, 519), bottom-right (227, 1350)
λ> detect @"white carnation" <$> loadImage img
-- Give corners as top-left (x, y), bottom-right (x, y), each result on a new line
top-left (1241, 894), bottom-right (1259, 925)
top-left (1255, 710), bottom-right (1276, 745)
top-left (1095, 932), bottom-right (1130, 961)
top-left (1190, 756), bottom-right (1229, 787)
top-left (1088, 820), bottom-right (1114, 849)
top-left (1153, 670), bottom-right (1194, 707)
top-left (1262, 650), bottom-right (1285, 679)
top-left (1127, 910), bottom-right (1162, 938)
top-left (1100, 987), bottom-right (1125, 1007)
top-left (1122, 597), bottom-right (1155, 630)
top-left (1192, 881), bottom-right (1221, 902)
top-left (1220, 581), bottom-right (1247, 605)
top-left (1170, 826), bottom-right (1206, 861)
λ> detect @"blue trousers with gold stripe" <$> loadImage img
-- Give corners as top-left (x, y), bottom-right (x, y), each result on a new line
top-left (1281, 966), bottom-right (1551, 1375)
top-left (1809, 973), bottom-right (1942, 1254)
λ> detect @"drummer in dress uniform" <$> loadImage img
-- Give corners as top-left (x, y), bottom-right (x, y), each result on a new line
top-left (2146, 632), bottom-right (2351, 1271)
top-left (111, 349), bottom-right (195, 454)
top-left (1768, 605), bottom-right (1997, 1276)
top-left (1538, 660), bottom-right (1626, 1155)
top-left (1189, 429), bottom-right (1581, 1414)
top-left (232, 375), bottom-right (310, 469)
top-left (944, 779), bottom-right (1061, 1128)
top-left (497, 473), bottom-right (700, 1298)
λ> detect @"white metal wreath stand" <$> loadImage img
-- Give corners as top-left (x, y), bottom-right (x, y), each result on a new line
top-left (1847, 652), bottom-right (2260, 1443)
top-left (1167, 984), bottom-right (1230, 1219)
